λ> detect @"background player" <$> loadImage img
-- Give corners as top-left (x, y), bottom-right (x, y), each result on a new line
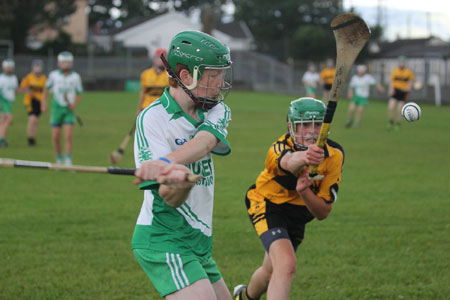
top-left (387, 56), bottom-right (415, 130)
top-left (42, 51), bottom-right (83, 165)
top-left (302, 63), bottom-right (320, 98)
top-left (0, 59), bottom-right (19, 147)
top-left (133, 31), bottom-right (233, 300)
top-left (319, 59), bottom-right (336, 100)
top-left (345, 64), bottom-right (385, 128)
top-left (137, 48), bottom-right (169, 114)
top-left (234, 98), bottom-right (344, 300)
top-left (20, 59), bottom-right (47, 146)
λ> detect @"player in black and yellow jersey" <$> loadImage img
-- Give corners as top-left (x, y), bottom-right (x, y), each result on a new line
top-left (137, 48), bottom-right (169, 113)
top-left (319, 59), bottom-right (336, 100)
top-left (234, 98), bottom-right (344, 300)
top-left (387, 56), bottom-right (415, 130)
top-left (20, 60), bottom-right (47, 146)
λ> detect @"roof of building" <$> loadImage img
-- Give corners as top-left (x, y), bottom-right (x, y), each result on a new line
top-left (372, 37), bottom-right (450, 58)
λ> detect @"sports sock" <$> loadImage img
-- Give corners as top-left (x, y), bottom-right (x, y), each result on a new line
top-left (240, 288), bottom-right (259, 300)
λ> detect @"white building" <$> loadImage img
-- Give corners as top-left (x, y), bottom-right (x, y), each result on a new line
top-left (92, 11), bottom-right (254, 54)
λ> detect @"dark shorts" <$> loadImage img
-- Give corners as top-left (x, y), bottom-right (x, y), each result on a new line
top-left (391, 89), bottom-right (408, 101)
top-left (245, 185), bottom-right (315, 252)
top-left (28, 98), bottom-right (42, 117)
top-left (324, 83), bottom-right (332, 91)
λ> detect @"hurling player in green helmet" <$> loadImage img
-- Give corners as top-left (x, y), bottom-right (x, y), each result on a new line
top-left (234, 97), bottom-right (345, 300)
top-left (133, 31), bottom-right (233, 299)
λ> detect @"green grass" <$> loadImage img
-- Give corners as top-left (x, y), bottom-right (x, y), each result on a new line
top-left (1, 91), bottom-right (449, 299)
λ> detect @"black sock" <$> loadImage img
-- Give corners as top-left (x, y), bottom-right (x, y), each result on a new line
top-left (245, 288), bottom-right (259, 300)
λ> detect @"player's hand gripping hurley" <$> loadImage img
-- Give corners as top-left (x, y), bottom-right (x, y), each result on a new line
top-left (309, 13), bottom-right (371, 180)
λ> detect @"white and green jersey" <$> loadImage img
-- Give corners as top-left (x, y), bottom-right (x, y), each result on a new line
top-left (349, 74), bottom-right (376, 98)
top-left (132, 88), bottom-right (231, 257)
top-left (0, 73), bottom-right (18, 102)
top-left (46, 69), bottom-right (83, 106)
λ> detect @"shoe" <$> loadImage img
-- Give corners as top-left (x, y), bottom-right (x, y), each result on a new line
top-left (233, 284), bottom-right (247, 300)
top-left (345, 120), bottom-right (353, 128)
top-left (0, 140), bottom-right (8, 147)
top-left (65, 157), bottom-right (72, 166)
top-left (56, 158), bottom-right (63, 165)
top-left (394, 124), bottom-right (401, 131)
top-left (28, 138), bottom-right (36, 146)
top-left (354, 122), bottom-right (360, 128)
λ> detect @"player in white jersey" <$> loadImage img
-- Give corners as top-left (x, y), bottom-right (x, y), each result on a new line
top-left (132, 31), bottom-right (233, 300)
top-left (345, 65), bottom-right (385, 128)
top-left (42, 51), bottom-right (83, 165)
top-left (0, 59), bottom-right (19, 147)
top-left (302, 64), bottom-right (320, 98)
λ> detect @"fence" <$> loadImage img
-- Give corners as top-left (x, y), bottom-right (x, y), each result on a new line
top-left (5, 52), bottom-right (450, 104)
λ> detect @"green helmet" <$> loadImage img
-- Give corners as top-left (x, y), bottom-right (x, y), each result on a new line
top-left (288, 97), bottom-right (326, 150)
top-left (167, 31), bottom-right (231, 79)
top-left (166, 30), bottom-right (232, 109)
top-left (57, 51), bottom-right (74, 62)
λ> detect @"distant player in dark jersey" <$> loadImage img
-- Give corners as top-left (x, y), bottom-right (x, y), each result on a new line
top-left (234, 97), bottom-right (344, 300)
top-left (387, 56), bottom-right (415, 130)
top-left (20, 60), bottom-right (47, 146)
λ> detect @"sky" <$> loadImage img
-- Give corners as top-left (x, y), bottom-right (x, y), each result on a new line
top-left (343, 0), bottom-right (450, 41)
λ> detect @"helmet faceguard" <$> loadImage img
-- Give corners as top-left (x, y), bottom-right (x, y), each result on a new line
top-left (287, 98), bottom-right (326, 150)
top-left (165, 30), bottom-right (232, 110)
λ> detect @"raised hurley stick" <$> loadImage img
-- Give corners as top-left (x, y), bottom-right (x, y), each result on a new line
top-left (309, 13), bottom-right (371, 180)
top-left (0, 158), bottom-right (202, 183)
top-left (109, 123), bottom-right (136, 164)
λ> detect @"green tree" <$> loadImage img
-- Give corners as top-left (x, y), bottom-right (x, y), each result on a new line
top-left (0, 0), bottom-right (76, 54)
top-left (88, 0), bottom-right (227, 32)
top-left (234, 0), bottom-right (344, 61)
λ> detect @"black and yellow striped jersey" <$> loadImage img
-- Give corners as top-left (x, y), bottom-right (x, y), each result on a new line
top-left (320, 68), bottom-right (336, 85)
top-left (140, 67), bottom-right (169, 109)
top-left (20, 72), bottom-right (46, 104)
top-left (391, 67), bottom-right (414, 90)
top-left (247, 133), bottom-right (344, 206)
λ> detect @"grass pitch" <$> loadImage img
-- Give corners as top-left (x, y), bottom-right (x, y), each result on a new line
top-left (1, 91), bottom-right (449, 299)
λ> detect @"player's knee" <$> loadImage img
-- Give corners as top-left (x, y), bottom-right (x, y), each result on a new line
top-left (274, 255), bottom-right (297, 276)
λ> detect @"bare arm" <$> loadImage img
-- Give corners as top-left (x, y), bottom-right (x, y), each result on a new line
top-left (157, 167), bottom-right (195, 207)
top-left (137, 91), bottom-right (145, 114)
top-left (135, 131), bottom-right (218, 184)
top-left (280, 144), bottom-right (324, 174)
top-left (347, 87), bottom-right (354, 99)
top-left (296, 170), bottom-right (332, 220)
top-left (165, 131), bottom-right (218, 165)
top-left (69, 94), bottom-right (82, 110)
top-left (135, 163), bottom-right (195, 207)
top-left (159, 184), bottom-right (194, 208)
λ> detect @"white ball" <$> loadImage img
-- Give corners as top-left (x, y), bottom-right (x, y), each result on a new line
top-left (402, 102), bottom-right (421, 122)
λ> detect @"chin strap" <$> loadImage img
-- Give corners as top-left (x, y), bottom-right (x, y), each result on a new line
top-left (160, 54), bottom-right (203, 109)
